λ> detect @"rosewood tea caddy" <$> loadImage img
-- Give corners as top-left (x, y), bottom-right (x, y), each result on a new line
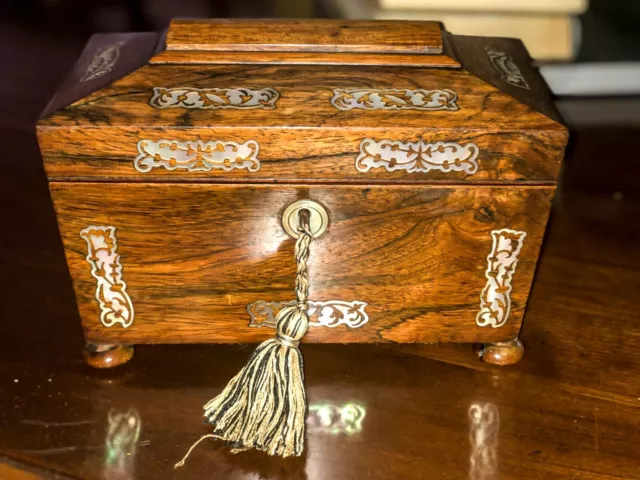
top-left (37, 19), bottom-right (568, 369)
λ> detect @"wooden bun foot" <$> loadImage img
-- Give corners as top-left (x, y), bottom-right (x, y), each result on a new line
top-left (476, 338), bottom-right (524, 366)
top-left (83, 343), bottom-right (134, 368)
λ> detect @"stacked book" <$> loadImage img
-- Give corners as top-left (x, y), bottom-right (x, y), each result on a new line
top-left (328, 0), bottom-right (589, 61)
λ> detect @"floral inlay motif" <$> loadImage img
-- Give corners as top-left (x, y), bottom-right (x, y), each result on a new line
top-left (485, 48), bottom-right (530, 90)
top-left (80, 226), bottom-right (134, 328)
top-left (248, 300), bottom-right (369, 329)
top-left (356, 139), bottom-right (479, 174)
top-left (149, 87), bottom-right (280, 109)
top-left (476, 229), bottom-right (527, 328)
top-left (134, 139), bottom-right (260, 173)
top-left (331, 88), bottom-right (459, 111)
top-left (81, 42), bottom-right (124, 82)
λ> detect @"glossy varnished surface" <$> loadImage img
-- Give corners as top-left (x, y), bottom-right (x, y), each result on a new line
top-left (149, 50), bottom-right (462, 67)
top-left (39, 124), bottom-right (565, 184)
top-left (51, 183), bottom-right (553, 345)
top-left (3, 185), bottom-right (640, 479)
top-left (165, 19), bottom-right (445, 53)
top-left (2, 13), bottom-right (640, 480)
top-left (37, 23), bottom-right (567, 185)
top-left (40, 64), bottom-right (561, 131)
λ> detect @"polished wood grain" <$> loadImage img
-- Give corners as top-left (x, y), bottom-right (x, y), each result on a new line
top-left (39, 126), bottom-right (565, 184)
top-left (5, 190), bottom-right (640, 480)
top-left (35, 21), bottom-right (567, 369)
top-left (37, 64), bottom-right (567, 184)
top-left (165, 19), bottom-right (444, 53)
top-left (39, 64), bottom-right (564, 131)
top-left (38, 21), bottom-right (567, 188)
top-left (149, 50), bottom-right (461, 67)
top-left (50, 183), bottom-right (553, 345)
top-left (3, 17), bottom-right (640, 479)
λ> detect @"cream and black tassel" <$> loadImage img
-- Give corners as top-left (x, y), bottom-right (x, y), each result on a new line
top-left (175, 210), bottom-right (314, 467)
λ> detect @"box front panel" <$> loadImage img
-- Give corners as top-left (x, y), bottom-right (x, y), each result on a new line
top-left (50, 183), bottom-right (553, 344)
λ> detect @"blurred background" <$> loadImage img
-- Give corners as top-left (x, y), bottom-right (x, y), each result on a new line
top-left (2, 0), bottom-right (640, 127)
top-left (326, 0), bottom-right (640, 126)
top-left (0, 3), bottom-right (639, 478)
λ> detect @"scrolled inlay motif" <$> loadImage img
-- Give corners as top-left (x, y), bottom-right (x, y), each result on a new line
top-left (331, 88), bottom-right (458, 111)
top-left (356, 139), bottom-right (479, 174)
top-left (248, 300), bottom-right (369, 329)
top-left (149, 87), bottom-right (280, 109)
top-left (134, 139), bottom-right (260, 173)
top-left (80, 226), bottom-right (134, 328)
top-left (485, 48), bottom-right (530, 90)
top-left (476, 229), bottom-right (527, 328)
top-left (81, 42), bottom-right (123, 82)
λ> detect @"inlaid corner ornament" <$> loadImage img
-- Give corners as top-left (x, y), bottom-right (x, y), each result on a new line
top-left (81, 42), bottom-right (124, 82)
top-left (134, 139), bottom-right (260, 173)
top-left (356, 139), bottom-right (479, 174)
top-left (149, 87), bottom-right (280, 109)
top-left (485, 48), bottom-right (531, 90)
top-left (80, 226), bottom-right (134, 328)
top-left (248, 300), bottom-right (369, 329)
top-left (476, 229), bottom-right (527, 328)
top-left (331, 88), bottom-right (459, 111)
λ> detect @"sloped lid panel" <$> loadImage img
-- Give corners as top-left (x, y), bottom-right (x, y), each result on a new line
top-left (40, 32), bottom-right (161, 120)
top-left (41, 64), bottom-right (563, 130)
top-left (38, 63), bottom-right (566, 184)
top-left (38, 20), bottom-right (567, 185)
top-left (447, 33), bottom-right (564, 124)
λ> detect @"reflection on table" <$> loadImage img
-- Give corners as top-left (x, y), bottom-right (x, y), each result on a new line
top-left (468, 402), bottom-right (499, 480)
top-left (307, 402), bottom-right (366, 435)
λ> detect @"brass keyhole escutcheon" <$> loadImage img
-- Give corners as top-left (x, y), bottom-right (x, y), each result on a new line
top-left (282, 200), bottom-right (329, 239)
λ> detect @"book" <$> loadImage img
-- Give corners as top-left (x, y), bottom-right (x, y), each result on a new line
top-left (377, 12), bottom-right (576, 60)
top-left (325, 0), bottom-right (577, 60)
top-left (540, 63), bottom-right (640, 96)
top-left (377, 0), bottom-right (588, 14)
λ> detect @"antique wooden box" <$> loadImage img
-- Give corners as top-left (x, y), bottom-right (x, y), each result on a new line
top-left (37, 19), bottom-right (567, 368)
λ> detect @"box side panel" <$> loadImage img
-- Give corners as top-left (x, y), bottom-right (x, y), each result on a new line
top-left (49, 182), bottom-right (554, 344)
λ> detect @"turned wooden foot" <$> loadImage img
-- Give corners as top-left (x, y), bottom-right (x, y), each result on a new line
top-left (83, 343), bottom-right (134, 368)
top-left (476, 338), bottom-right (524, 366)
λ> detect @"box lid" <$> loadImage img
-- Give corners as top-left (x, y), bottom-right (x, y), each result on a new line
top-left (38, 20), bottom-right (567, 185)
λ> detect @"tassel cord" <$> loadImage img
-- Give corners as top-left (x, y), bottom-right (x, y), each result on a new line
top-left (175, 209), bottom-right (315, 467)
top-left (174, 434), bottom-right (219, 469)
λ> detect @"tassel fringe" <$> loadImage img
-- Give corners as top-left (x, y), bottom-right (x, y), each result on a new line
top-left (176, 212), bottom-right (313, 467)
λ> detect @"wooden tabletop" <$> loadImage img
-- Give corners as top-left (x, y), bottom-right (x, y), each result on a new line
top-left (1, 23), bottom-right (640, 480)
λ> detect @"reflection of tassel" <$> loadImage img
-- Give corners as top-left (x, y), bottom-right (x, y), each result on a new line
top-left (176, 211), bottom-right (313, 467)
